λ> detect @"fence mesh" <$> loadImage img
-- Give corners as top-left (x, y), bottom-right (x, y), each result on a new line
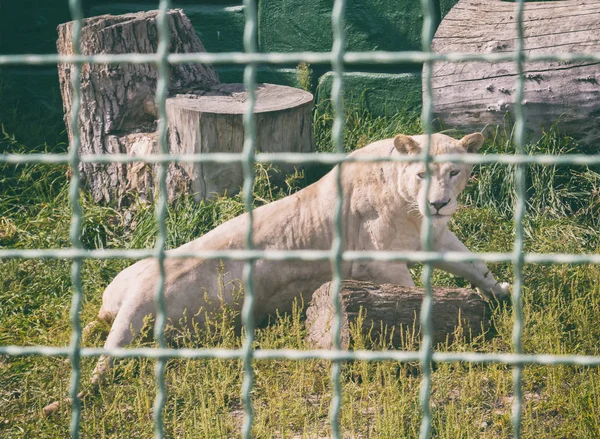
top-left (1, 0), bottom-right (600, 438)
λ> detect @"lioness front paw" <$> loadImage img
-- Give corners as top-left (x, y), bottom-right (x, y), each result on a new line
top-left (477, 282), bottom-right (511, 302)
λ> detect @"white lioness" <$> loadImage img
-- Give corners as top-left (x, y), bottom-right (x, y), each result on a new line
top-left (91, 132), bottom-right (509, 382)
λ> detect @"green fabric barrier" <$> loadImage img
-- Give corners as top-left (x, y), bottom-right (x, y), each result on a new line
top-left (258, 0), bottom-right (424, 53)
top-left (216, 66), bottom-right (303, 88)
top-left (88, 3), bottom-right (246, 53)
top-left (439, 0), bottom-right (458, 17)
top-left (188, 5), bottom-right (245, 53)
top-left (0, 1), bottom-right (71, 54)
top-left (316, 71), bottom-right (422, 117)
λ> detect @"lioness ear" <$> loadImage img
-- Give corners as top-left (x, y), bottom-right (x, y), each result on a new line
top-left (394, 135), bottom-right (421, 155)
top-left (459, 133), bottom-right (484, 153)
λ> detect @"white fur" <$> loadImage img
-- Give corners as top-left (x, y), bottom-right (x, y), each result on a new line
top-left (90, 133), bottom-right (509, 383)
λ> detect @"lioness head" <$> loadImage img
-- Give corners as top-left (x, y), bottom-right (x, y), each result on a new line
top-left (394, 132), bottom-right (484, 227)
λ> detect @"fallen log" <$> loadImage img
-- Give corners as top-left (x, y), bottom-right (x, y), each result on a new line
top-left (430, 0), bottom-right (600, 145)
top-left (306, 280), bottom-right (499, 349)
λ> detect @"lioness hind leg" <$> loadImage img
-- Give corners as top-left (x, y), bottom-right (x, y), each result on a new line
top-left (91, 304), bottom-right (150, 385)
top-left (43, 318), bottom-right (112, 416)
top-left (42, 306), bottom-right (144, 415)
top-left (81, 319), bottom-right (111, 343)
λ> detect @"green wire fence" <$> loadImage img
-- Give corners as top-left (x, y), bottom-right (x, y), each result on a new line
top-left (1, 0), bottom-right (600, 438)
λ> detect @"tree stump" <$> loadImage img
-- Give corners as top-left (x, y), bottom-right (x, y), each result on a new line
top-left (57, 10), bottom-right (316, 204)
top-left (57, 9), bottom-right (220, 204)
top-left (167, 83), bottom-right (315, 201)
top-left (57, 10), bottom-right (220, 203)
top-left (430, 0), bottom-right (600, 145)
top-left (306, 280), bottom-right (498, 349)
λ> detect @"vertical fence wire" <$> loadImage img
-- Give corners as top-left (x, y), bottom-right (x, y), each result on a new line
top-left (153, 2), bottom-right (172, 438)
top-left (418, 0), bottom-right (438, 436)
top-left (329, 0), bottom-right (346, 436)
top-left (66, 0), bottom-right (84, 437)
top-left (511, 0), bottom-right (527, 436)
top-left (240, 0), bottom-right (258, 437)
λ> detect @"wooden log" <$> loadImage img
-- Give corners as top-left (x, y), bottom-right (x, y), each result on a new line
top-left (166, 83), bottom-right (315, 201)
top-left (305, 280), bottom-right (498, 349)
top-left (57, 9), bottom-right (220, 204)
top-left (430, 0), bottom-right (600, 145)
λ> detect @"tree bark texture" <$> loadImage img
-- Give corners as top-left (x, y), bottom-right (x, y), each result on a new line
top-left (57, 9), bottom-right (220, 204)
top-left (166, 83), bottom-right (315, 201)
top-left (305, 280), bottom-right (494, 349)
top-left (430, 0), bottom-right (600, 145)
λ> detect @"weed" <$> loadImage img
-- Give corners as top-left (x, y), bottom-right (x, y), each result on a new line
top-left (295, 62), bottom-right (313, 93)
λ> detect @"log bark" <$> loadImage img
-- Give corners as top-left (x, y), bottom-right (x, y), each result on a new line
top-left (305, 280), bottom-right (496, 349)
top-left (166, 83), bottom-right (315, 201)
top-left (57, 9), bottom-right (220, 204)
top-left (430, 0), bottom-right (600, 145)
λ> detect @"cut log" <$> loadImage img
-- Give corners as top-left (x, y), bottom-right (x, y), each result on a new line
top-left (305, 280), bottom-right (498, 349)
top-left (57, 9), bottom-right (220, 204)
top-left (166, 83), bottom-right (315, 201)
top-left (57, 10), bottom-right (316, 204)
top-left (429, 0), bottom-right (600, 145)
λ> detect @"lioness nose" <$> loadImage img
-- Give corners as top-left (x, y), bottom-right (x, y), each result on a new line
top-left (430, 199), bottom-right (450, 212)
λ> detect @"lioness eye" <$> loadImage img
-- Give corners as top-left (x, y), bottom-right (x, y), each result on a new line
top-left (417, 172), bottom-right (425, 179)
top-left (450, 170), bottom-right (460, 177)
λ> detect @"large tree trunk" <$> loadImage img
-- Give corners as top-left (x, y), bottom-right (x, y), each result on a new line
top-left (430, 0), bottom-right (600, 145)
top-left (166, 83), bottom-right (315, 201)
top-left (306, 280), bottom-right (498, 349)
top-left (57, 9), bottom-right (220, 204)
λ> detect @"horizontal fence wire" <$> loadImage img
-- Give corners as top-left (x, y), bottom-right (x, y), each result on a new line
top-left (2, 51), bottom-right (600, 65)
top-left (3, 249), bottom-right (600, 264)
top-left (4, 152), bottom-right (600, 165)
top-left (2, 0), bottom-right (600, 437)
top-left (2, 346), bottom-right (600, 367)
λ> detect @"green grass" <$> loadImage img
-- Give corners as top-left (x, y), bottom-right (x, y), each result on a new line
top-left (2, 100), bottom-right (600, 438)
